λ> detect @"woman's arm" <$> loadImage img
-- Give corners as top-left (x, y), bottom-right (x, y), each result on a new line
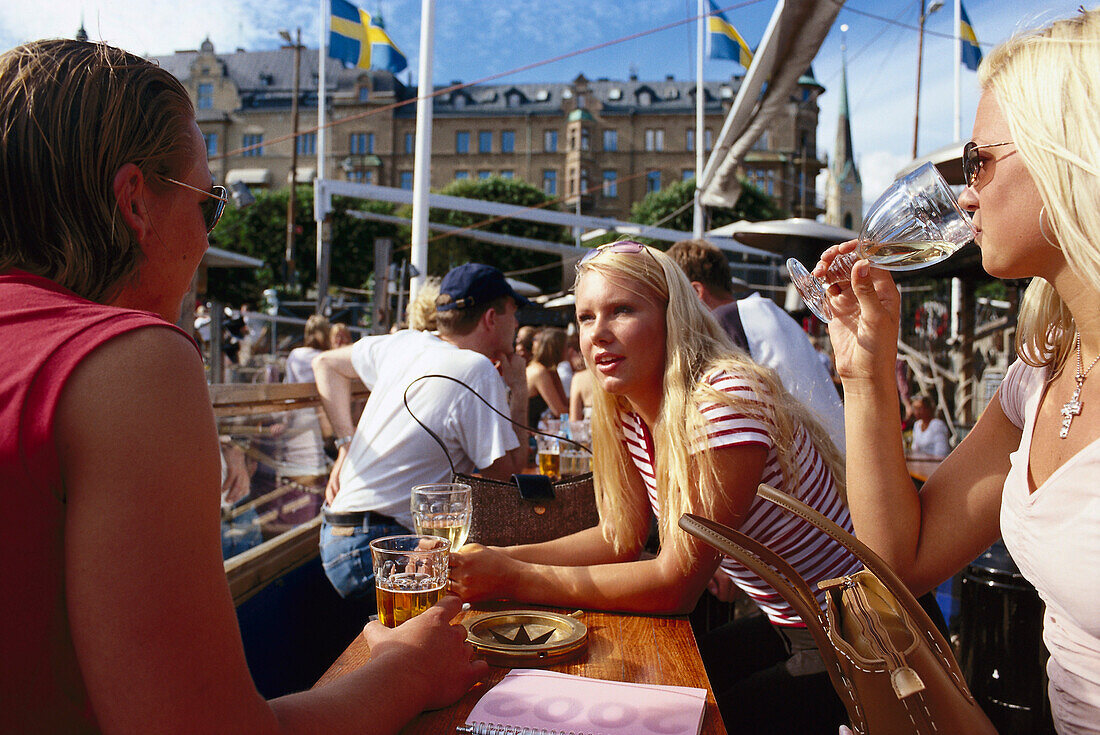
top-left (532, 364), bottom-right (569, 416)
top-left (822, 249), bottom-right (1014, 593)
top-left (450, 443), bottom-right (766, 615)
top-left (59, 328), bottom-right (483, 735)
top-left (569, 371), bottom-right (591, 419)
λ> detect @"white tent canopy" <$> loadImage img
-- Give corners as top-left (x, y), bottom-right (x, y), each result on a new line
top-left (707, 218), bottom-right (858, 253)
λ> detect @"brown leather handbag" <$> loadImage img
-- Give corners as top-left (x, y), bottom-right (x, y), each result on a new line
top-left (404, 374), bottom-right (598, 547)
top-left (679, 483), bottom-right (997, 735)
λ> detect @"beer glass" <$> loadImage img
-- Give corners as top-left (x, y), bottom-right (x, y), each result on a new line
top-left (369, 535), bottom-right (450, 627)
top-left (411, 483), bottom-right (472, 550)
top-left (786, 162), bottom-right (976, 322)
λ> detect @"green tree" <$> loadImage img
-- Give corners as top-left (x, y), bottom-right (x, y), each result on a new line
top-left (629, 177), bottom-right (787, 236)
top-left (207, 186), bottom-right (397, 305)
top-left (396, 177), bottom-right (570, 293)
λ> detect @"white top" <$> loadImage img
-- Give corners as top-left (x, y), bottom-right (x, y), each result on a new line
top-left (911, 417), bottom-right (951, 457)
top-left (620, 369), bottom-right (860, 627)
top-left (284, 346), bottom-right (322, 384)
top-left (736, 293), bottom-right (846, 452)
top-left (331, 330), bottom-right (519, 527)
top-left (1000, 360), bottom-right (1100, 734)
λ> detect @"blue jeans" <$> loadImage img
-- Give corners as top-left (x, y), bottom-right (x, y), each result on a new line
top-left (319, 514), bottom-right (409, 600)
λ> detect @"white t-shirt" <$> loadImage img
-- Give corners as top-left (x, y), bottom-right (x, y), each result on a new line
top-left (910, 417), bottom-right (951, 457)
top-left (619, 369), bottom-right (860, 627)
top-left (284, 346), bottom-right (321, 384)
top-left (330, 330), bottom-right (519, 527)
top-left (1000, 360), bottom-right (1100, 733)
top-left (736, 293), bottom-right (846, 453)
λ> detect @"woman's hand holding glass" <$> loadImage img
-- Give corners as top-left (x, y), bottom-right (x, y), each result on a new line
top-left (448, 543), bottom-right (516, 602)
top-left (813, 241), bottom-right (903, 387)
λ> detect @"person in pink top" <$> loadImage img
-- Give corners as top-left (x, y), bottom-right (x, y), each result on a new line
top-left (450, 241), bottom-right (860, 733)
top-left (0, 39), bottom-right (484, 734)
top-left (814, 10), bottom-right (1100, 734)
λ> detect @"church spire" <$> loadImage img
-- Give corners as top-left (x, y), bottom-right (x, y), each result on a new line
top-left (75, 12), bottom-right (88, 42)
top-left (833, 30), bottom-right (860, 186)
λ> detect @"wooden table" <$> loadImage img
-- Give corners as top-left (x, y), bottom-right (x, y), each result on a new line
top-left (906, 454), bottom-right (944, 483)
top-left (315, 603), bottom-right (728, 735)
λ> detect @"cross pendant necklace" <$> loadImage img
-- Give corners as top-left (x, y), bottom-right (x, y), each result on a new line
top-left (1060, 332), bottom-right (1100, 438)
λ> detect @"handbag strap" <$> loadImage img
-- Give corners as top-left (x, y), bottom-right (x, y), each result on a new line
top-left (402, 373), bottom-right (592, 475)
top-left (678, 513), bottom-right (863, 729)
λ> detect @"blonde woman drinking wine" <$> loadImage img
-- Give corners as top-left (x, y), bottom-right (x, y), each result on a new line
top-left (813, 10), bottom-right (1100, 733)
top-left (451, 241), bottom-right (860, 733)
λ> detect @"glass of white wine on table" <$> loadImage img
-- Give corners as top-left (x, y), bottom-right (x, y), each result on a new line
top-left (787, 161), bottom-right (976, 322)
top-left (411, 482), bottom-right (472, 550)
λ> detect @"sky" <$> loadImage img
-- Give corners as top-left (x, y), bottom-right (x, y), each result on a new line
top-left (0, 0), bottom-right (1088, 212)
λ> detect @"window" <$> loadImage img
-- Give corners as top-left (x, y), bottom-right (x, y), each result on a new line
top-left (542, 169), bottom-right (557, 195)
top-left (478, 170), bottom-right (492, 180)
top-left (453, 94), bottom-right (466, 109)
top-left (400, 171), bottom-right (414, 190)
top-left (705, 128), bottom-right (714, 151)
top-left (580, 129), bottom-right (590, 152)
top-left (350, 132), bottom-right (374, 155)
top-left (603, 129), bottom-right (617, 152)
top-left (358, 87), bottom-right (370, 102)
top-left (576, 94), bottom-right (586, 109)
top-left (682, 169), bottom-right (695, 182)
top-left (751, 131), bottom-right (769, 152)
top-left (404, 132), bottom-right (414, 154)
top-left (242, 134), bottom-right (263, 157)
top-left (544, 130), bottom-right (557, 153)
top-left (645, 169), bottom-right (661, 193)
top-left (501, 130), bottom-right (515, 153)
top-left (478, 131), bottom-right (492, 153)
top-left (500, 170), bottom-right (514, 179)
top-left (580, 168), bottom-right (589, 195)
top-left (748, 168), bottom-right (775, 195)
top-left (686, 129), bottom-right (695, 152)
top-left (203, 133), bottom-right (218, 157)
top-left (296, 133), bottom-right (316, 155)
top-left (644, 128), bottom-right (664, 152)
top-left (843, 212), bottom-right (853, 229)
top-left (456, 131), bottom-right (470, 154)
top-left (347, 170), bottom-right (374, 183)
top-left (197, 83), bottom-right (213, 110)
top-left (455, 170), bottom-right (469, 180)
top-left (638, 90), bottom-right (652, 106)
top-left (602, 170), bottom-right (617, 198)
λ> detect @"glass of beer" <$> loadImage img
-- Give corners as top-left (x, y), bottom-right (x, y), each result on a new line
top-left (411, 482), bottom-right (472, 550)
top-left (369, 535), bottom-right (450, 627)
top-left (786, 162), bottom-right (976, 322)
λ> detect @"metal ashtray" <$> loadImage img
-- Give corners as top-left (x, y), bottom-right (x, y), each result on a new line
top-left (464, 609), bottom-right (588, 667)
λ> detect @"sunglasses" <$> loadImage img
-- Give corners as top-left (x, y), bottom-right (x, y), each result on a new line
top-left (962, 140), bottom-right (1014, 188)
top-left (165, 177), bottom-right (229, 232)
top-left (576, 240), bottom-right (657, 271)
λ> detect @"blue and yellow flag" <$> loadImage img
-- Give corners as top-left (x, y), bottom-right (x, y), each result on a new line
top-left (960, 2), bottom-right (982, 71)
top-left (330, 0), bottom-right (408, 74)
top-left (706, 0), bottom-right (753, 68)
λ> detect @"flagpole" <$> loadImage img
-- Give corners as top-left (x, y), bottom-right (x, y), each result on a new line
top-left (409, 0), bottom-right (435, 302)
top-left (315, 0), bottom-right (333, 313)
top-left (693, 0), bottom-right (705, 238)
top-left (953, 0), bottom-right (961, 141)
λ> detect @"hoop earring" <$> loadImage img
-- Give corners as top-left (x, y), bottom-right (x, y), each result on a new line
top-left (1039, 205), bottom-right (1058, 248)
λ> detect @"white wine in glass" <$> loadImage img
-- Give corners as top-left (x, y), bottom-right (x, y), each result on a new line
top-left (787, 162), bottom-right (976, 322)
top-left (411, 483), bottom-right (472, 550)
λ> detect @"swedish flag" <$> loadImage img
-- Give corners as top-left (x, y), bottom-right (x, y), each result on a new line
top-left (707, 0), bottom-right (753, 68)
top-left (330, 0), bottom-right (408, 74)
top-left (960, 2), bottom-right (982, 71)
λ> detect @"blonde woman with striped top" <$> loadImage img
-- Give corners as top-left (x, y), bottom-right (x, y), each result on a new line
top-left (451, 241), bottom-right (859, 733)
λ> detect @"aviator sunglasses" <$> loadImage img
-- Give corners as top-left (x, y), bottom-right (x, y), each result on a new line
top-left (962, 140), bottom-right (1014, 188)
top-left (165, 177), bottom-right (229, 232)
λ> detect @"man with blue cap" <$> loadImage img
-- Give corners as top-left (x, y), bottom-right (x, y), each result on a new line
top-left (313, 263), bottom-right (531, 599)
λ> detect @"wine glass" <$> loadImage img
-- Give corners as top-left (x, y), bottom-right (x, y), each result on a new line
top-left (411, 483), bottom-right (472, 550)
top-left (786, 162), bottom-right (976, 322)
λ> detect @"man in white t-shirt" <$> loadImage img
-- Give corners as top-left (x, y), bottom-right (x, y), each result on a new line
top-left (667, 239), bottom-right (846, 452)
top-left (312, 263), bottom-right (531, 598)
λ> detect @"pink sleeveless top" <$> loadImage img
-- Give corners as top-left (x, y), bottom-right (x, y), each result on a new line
top-left (0, 269), bottom-right (190, 733)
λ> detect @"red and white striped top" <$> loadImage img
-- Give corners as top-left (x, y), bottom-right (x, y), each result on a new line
top-left (619, 369), bottom-right (861, 627)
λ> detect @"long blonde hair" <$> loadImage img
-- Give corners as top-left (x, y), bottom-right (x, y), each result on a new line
top-left (578, 243), bottom-right (845, 562)
top-left (980, 10), bottom-right (1100, 370)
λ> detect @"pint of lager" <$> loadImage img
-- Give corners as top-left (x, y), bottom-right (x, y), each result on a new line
top-left (369, 535), bottom-right (451, 627)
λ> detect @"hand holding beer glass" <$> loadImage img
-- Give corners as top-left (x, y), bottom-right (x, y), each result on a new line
top-left (370, 535), bottom-right (450, 627)
top-left (411, 482), bottom-right (472, 550)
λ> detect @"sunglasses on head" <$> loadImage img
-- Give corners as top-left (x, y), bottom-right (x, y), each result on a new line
top-left (576, 240), bottom-right (655, 271)
top-left (165, 177), bottom-right (229, 232)
top-left (962, 140), bottom-right (1014, 188)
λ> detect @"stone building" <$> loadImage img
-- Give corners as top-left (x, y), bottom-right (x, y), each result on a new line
top-left (153, 39), bottom-right (826, 220)
top-left (824, 44), bottom-right (862, 231)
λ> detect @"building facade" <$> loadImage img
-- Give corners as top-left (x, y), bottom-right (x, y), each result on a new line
top-left (155, 39), bottom-right (826, 221)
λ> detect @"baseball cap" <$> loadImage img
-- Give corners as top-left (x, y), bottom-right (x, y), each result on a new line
top-left (436, 263), bottom-right (532, 312)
